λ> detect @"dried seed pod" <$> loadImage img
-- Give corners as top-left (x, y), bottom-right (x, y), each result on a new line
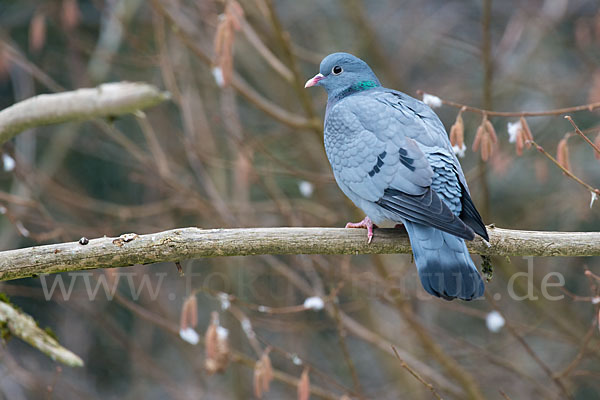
top-left (449, 111), bottom-right (464, 149)
top-left (507, 121), bottom-right (525, 156)
top-left (589, 70), bottom-right (600, 104)
top-left (180, 295), bottom-right (198, 331)
top-left (515, 126), bottom-right (524, 156)
top-left (473, 115), bottom-right (496, 161)
top-left (557, 137), bottom-right (571, 173)
top-left (481, 131), bottom-right (491, 161)
top-left (29, 10), bottom-right (47, 53)
top-left (297, 368), bottom-right (310, 400)
top-left (61, 0), bottom-right (80, 30)
top-left (205, 312), bottom-right (230, 374)
top-left (484, 118), bottom-right (498, 144)
top-left (0, 46), bottom-right (8, 81)
top-left (520, 116), bottom-right (533, 148)
top-left (472, 124), bottom-right (484, 153)
top-left (253, 363), bottom-right (264, 399)
top-left (212, 1), bottom-right (244, 87)
top-left (253, 349), bottom-right (273, 398)
top-left (226, 1), bottom-right (244, 30)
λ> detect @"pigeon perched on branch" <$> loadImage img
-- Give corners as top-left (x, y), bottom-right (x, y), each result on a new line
top-left (305, 52), bottom-right (488, 300)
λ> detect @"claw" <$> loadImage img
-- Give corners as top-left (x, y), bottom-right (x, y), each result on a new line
top-left (345, 216), bottom-right (376, 244)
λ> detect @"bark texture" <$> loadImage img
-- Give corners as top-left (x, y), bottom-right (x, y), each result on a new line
top-left (1, 226), bottom-right (598, 281)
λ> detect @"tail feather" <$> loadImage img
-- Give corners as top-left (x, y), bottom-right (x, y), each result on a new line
top-left (404, 220), bottom-right (484, 301)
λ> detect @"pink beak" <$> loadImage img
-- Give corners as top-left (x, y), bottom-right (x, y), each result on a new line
top-left (304, 73), bottom-right (324, 88)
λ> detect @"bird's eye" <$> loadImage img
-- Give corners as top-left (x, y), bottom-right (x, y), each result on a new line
top-left (332, 65), bottom-right (343, 75)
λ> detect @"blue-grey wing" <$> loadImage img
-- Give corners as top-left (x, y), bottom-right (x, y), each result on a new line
top-left (325, 93), bottom-right (475, 240)
top-left (382, 90), bottom-right (488, 240)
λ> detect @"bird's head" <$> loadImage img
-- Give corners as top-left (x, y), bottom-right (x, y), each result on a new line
top-left (304, 52), bottom-right (380, 98)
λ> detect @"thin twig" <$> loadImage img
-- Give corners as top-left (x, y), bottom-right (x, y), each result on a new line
top-left (486, 294), bottom-right (573, 400)
top-left (253, 335), bottom-right (359, 398)
top-left (330, 288), bottom-right (364, 399)
top-left (416, 90), bottom-right (600, 117)
top-left (149, 0), bottom-right (317, 130)
top-left (239, 18), bottom-right (293, 82)
top-left (391, 345), bottom-right (443, 400)
top-left (529, 139), bottom-right (600, 196)
top-left (262, 0), bottom-right (321, 136)
top-left (110, 292), bottom-right (339, 399)
top-left (554, 321), bottom-right (596, 379)
top-left (565, 116), bottom-right (600, 156)
top-left (499, 390), bottom-right (513, 400)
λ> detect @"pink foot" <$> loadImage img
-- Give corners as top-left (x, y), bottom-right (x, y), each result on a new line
top-left (345, 216), bottom-right (376, 244)
top-left (394, 223), bottom-right (403, 229)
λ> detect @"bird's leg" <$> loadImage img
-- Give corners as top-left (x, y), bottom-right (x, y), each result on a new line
top-left (394, 223), bottom-right (403, 229)
top-left (345, 216), bottom-right (376, 244)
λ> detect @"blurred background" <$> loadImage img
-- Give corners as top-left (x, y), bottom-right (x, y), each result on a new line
top-left (0, 0), bottom-right (599, 398)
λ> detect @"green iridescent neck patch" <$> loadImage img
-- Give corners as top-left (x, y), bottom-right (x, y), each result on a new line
top-left (352, 80), bottom-right (379, 91)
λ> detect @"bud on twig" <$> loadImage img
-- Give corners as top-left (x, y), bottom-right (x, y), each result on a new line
top-left (29, 9), bottom-right (47, 53)
top-left (61, 0), bottom-right (80, 31)
top-left (213, 1), bottom-right (244, 87)
top-left (520, 117), bottom-right (533, 148)
top-left (180, 295), bottom-right (198, 331)
top-left (557, 136), bottom-right (571, 173)
top-left (297, 368), bottom-right (310, 400)
top-left (253, 348), bottom-right (273, 398)
top-left (205, 312), bottom-right (230, 374)
top-left (179, 295), bottom-right (199, 345)
top-left (450, 108), bottom-right (466, 158)
top-left (473, 114), bottom-right (496, 161)
top-left (508, 118), bottom-right (533, 156)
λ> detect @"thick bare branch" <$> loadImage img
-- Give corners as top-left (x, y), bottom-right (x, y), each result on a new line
top-left (0, 226), bottom-right (599, 281)
top-left (0, 82), bottom-right (170, 145)
top-left (0, 300), bottom-right (84, 367)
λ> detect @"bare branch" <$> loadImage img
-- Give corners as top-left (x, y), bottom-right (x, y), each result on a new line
top-left (391, 345), bottom-right (443, 400)
top-left (0, 82), bottom-right (170, 145)
top-left (530, 139), bottom-right (600, 197)
top-left (0, 300), bottom-right (84, 367)
top-left (416, 90), bottom-right (600, 117)
top-left (565, 115), bottom-right (600, 156)
top-left (1, 226), bottom-right (600, 281)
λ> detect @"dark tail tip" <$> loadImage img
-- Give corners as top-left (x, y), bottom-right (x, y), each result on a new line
top-left (419, 267), bottom-right (485, 301)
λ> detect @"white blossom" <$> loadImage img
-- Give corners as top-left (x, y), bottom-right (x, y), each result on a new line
top-left (485, 311), bottom-right (505, 333)
top-left (291, 354), bottom-right (302, 365)
top-left (212, 67), bottom-right (225, 88)
top-left (422, 93), bottom-right (442, 108)
top-left (216, 326), bottom-right (229, 340)
top-left (591, 192), bottom-right (598, 209)
top-left (591, 297), bottom-right (600, 305)
top-left (507, 121), bottom-right (522, 144)
top-left (298, 180), bottom-right (314, 198)
top-left (2, 153), bottom-right (15, 172)
top-left (452, 143), bottom-right (467, 158)
top-left (257, 305), bottom-right (271, 313)
top-left (179, 327), bottom-right (200, 345)
top-left (217, 292), bottom-right (231, 310)
top-left (303, 296), bottom-right (324, 311)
